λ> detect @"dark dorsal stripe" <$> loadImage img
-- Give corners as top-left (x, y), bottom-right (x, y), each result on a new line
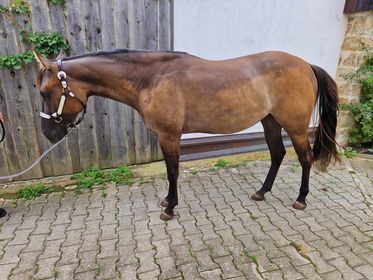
top-left (60, 49), bottom-right (188, 62)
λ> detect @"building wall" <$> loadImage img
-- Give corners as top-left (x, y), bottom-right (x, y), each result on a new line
top-left (335, 10), bottom-right (373, 146)
top-left (173, 0), bottom-right (348, 138)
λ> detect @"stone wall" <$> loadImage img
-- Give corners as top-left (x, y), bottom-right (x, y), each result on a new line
top-left (335, 10), bottom-right (372, 146)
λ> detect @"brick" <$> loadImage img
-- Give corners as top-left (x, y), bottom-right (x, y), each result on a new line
top-left (0, 244), bottom-right (25, 264)
top-left (214, 255), bottom-right (243, 279)
top-left (328, 257), bottom-right (364, 280)
top-left (96, 257), bottom-right (117, 280)
top-left (75, 250), bottom-right (98, 273)
top-left (11, 251), bottom-right (39, 274)
top-left (136, 250), bottom-right (158, 274)
top-left (33, 257), bottom-right (60, 279)
top-left (0, 263), bottom-right (18, 280)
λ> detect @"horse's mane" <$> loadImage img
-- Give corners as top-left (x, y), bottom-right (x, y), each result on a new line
top-left (61, 49), bottom-right (188, 61)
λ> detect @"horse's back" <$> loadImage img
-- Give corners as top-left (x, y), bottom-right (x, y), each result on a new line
top-left (172, 51), bottom-right (317, 134)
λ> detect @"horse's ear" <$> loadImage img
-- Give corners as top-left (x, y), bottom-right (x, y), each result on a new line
top-left (56, 49), bottom-right (66, 60)
top-left (32, 50), bottom-right (52, 70)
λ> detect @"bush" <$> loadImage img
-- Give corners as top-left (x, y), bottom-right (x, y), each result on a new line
top-left (341, 42), bottom-right (373, 148)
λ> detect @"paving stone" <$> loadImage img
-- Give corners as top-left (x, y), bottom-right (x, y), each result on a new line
top-left (0, 160), bottom-right (372, 280)
top-left (199, 268), bottom-right (222, 279)
top-left (193, 249), bottom-right (219, 272)
top-left (0, 244), bottom-right (25, 264)
top-left (56, 245), bottom-right (80, 267)
top-left (354, 264), bottom-right (373, 280)
top-left (136, 249), bottom-right (158, 274)
top-left (0, 263), bottom-right (18, 280)
top-left (12, 250), bottom-right (39, 274)
top-left (328, 257), bottom-right (364, 280)
top-left (177, 262), bottom-right (202, 280)
top-left (54, 263), bottom-right (77, 280)
top-left (97, 238), bottom-right (118, 259)
top-left (214, 255), bottom-right (243, 279)
top-left (96, 257), bottom-right (117, 280)
top-left (33, 257), bottom-right (60, 279)
top-left (157, 256), bottom-right (181, 279)
top-left (75, 250), bottom-right (98, 273)
top-left (74, 270), bottom-right (96, 280)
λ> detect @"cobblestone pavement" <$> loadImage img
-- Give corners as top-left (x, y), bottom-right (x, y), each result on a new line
top-left (0, 159), bottom-right (372, 280)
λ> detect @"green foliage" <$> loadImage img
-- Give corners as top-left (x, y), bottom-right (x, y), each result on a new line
top-left (0, 0), bottom-right (30, 15)
top-left (243, 248), bottom-right (258, 265)
top-left (72, 165), bottom-right (134, 188)
top-left (0, 1), bottom-right (70, 70)
top-left (209, 158), bottom-right (242, 171)
top-left (215, 159), bottom-right (229, 168)
top-left (343, 147), bottom-right (358, 158)
top-left (0, 50), bottom-right (34, 70)
top-left (341, 42), bottom-right (373, 148)
top-left (27, 32), bottom-right (71, 57)
top-left (48, 0), bottom-right (65, 5)
top-left (0, 32), bottom-right (70, 70)
top-left (18, 183), bottom-right (47, 200)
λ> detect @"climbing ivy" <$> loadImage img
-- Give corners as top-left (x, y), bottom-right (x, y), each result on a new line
top-left (47, 0), bottom-right (65, 5)
top-left (0, 0), bottom-right (30, 16)
top-left (0, 0), bottom-right (70, 70)
top-left (341, 42), bottom-right (373, 148)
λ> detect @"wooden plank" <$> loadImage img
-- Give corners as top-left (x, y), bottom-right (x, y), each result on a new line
top-left (113, 0), bottom-right (136, 166)
top-left (28, 0), bottom-right (74, 177)
top-left (102, 0), bottom-right (129, 167)
top-left (0, 9), bottom-right (43, 180)
top-left (0, 0), bottom-right (173, 180)
top-left (65, 0), bottom-right (99, 170)
top-left (158, 0), bottom-right (172, 50)
top-left (128, 0), bottom-right (152, 164)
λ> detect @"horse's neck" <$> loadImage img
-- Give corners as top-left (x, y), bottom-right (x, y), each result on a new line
top-left (67, 57), bottom-right (150, 109)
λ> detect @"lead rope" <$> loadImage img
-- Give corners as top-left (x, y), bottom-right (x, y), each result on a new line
top-left (0, 129), bottom-right (73, 181)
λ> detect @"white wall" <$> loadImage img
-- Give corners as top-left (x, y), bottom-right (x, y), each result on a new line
top-left (174, 0), bottom-right (347, 138)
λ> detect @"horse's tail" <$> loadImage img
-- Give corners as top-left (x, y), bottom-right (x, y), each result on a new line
top-left (310, 64), bottom-right (340, 171)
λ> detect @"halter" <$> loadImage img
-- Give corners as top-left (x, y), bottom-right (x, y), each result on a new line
top-left (39, 59), bottom-right (87, 128)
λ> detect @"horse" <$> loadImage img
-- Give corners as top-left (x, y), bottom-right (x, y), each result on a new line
top-left (33, 49), bottom-right (339, 221)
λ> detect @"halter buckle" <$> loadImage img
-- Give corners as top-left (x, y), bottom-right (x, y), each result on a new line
top-left (57, 71), bottom-right (67, 80)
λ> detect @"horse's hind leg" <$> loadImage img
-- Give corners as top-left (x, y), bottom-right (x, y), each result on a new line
top-left (251, 115), bottom-right (286, 201)
top-left (289, 132), bottom-right (313, 210)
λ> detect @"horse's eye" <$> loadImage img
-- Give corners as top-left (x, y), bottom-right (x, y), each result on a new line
top-left (40, 91), bottom-right (50, 99)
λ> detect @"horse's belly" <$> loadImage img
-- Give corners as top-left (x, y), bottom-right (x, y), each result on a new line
top-left (183, 100), bottom-right (270, 134)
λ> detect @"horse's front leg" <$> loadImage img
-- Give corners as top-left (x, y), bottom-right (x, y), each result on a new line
top-left (158, 134), bottom-right (180, 221)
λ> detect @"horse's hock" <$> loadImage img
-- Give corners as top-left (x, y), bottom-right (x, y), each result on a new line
top-left (335, 10), bottom-right (373, 146)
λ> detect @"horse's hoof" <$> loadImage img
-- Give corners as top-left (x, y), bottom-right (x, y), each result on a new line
top-left (160, 198), bottom-right (168, 208)
top-left (251, 192), bottom-right (265, 201)
top-left (0, 208), bottom-right (7, 218)
top-left (293, 201), bottom-right (307, 210)
top-left (160, 210), bottom-right (174, 221)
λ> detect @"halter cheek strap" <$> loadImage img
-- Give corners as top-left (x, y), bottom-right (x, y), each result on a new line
top-left (40, 59), bottom-right (87, 128)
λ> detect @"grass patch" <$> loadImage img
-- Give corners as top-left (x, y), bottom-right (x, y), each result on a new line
top-left (290, 162), bottom-right (301, 173)
top-left (343, 147), bottom-right (358, 158)
top-left (243, 248), bottom-right (259, 266)
top-left (190, 169), bottom-right (198, 175)
top-left (72, 165), bottom-right (134, 188)
top-left (17, 183), bottom-right (47, 200)
top-left (209, 158), bottom-right (242, 171)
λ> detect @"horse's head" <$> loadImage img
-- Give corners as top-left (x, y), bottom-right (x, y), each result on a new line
top-left (34, 51), bottom-right (87, 143)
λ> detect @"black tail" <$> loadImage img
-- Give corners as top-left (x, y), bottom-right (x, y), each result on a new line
top-left (310, 64), bottom-right (340, 171)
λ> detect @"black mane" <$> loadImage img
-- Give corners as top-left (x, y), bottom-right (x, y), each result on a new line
top-left (61, 49), bottom-right (188, 61)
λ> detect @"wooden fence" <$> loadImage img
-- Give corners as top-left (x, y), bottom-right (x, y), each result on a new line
top-left (0, 0), bottom-right (172, 180)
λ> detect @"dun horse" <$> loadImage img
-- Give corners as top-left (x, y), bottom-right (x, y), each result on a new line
top-left (34, 49), bottom-right (339, 220)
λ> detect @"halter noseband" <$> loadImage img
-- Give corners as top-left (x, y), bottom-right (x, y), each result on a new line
top-left (39, 59), bottom-right (87, 128)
